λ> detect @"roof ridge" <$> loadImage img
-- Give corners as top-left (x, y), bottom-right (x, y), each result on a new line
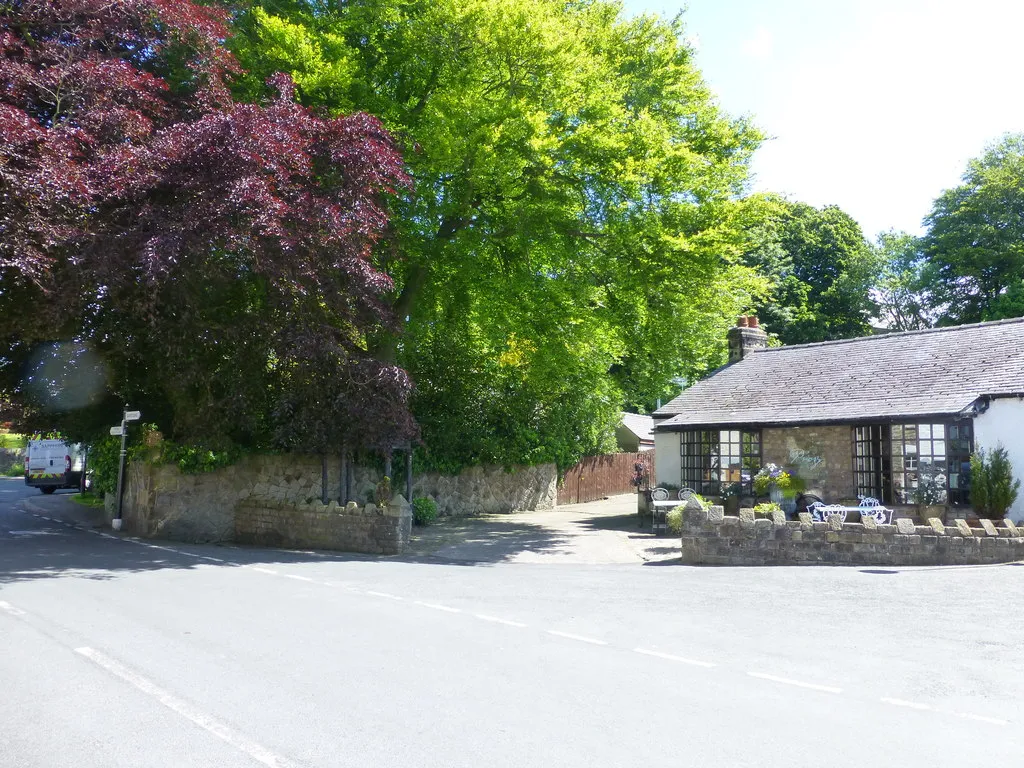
top-left (757, 316), bottom-right (1024, 353)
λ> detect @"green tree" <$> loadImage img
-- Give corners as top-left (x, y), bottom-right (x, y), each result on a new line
top-left (923, 133), bottom-right (1024, 324)
top-left (230, 0), bottom-right (765, 467)
top-left (970, 446), bottom-right (1020, 519)
top-left (873, 231), bottom-right (933, 331)
top-left (740, 196), bottom-right (878, 345)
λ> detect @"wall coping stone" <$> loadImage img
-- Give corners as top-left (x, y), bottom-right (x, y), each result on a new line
top-left (679, 507), bottom-right (1024, 567)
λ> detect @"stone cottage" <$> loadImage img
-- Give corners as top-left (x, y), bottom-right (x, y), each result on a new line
top-left (652, 317), bottom-right (1024, 521)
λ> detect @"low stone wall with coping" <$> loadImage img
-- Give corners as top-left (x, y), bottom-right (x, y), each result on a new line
top-left (234, 496), bottom-right (412, 555)
top-left (680, 503), bottom-right (1024, 566)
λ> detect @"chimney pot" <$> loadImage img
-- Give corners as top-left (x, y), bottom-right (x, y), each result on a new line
top-left (748, 315), bottom-right (760, 329)
top-left (736, 316), bottom-right (749, 328)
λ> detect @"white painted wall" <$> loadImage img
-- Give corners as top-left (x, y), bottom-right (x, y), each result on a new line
top-left (654, 431), bottom-right (680, 487)
top-left (973, 397), bottom-right (1024, 522)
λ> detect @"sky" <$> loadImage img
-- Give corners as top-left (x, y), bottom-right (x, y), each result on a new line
top-left (620, 0), bottom-right (1024, 238)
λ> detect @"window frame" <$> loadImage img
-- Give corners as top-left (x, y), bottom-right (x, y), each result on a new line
top-left (850, 420), bottom-right (973, 506)
top-left (679, 427), bottom-right (762, 497)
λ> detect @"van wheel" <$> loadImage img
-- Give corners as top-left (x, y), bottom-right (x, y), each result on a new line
top-left (40, 487), bottom-right (56, 495)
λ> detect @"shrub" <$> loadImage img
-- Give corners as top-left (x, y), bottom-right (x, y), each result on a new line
top-left (412, 496), bottom-right (438, 526)
top-left (689, 493), bottom-right (712, 511)
top-left (3, 462), bottom-right (24, 478)
top-left (971, 446), bottom-right (1020, 519)
top-left (666, 505), bottom-right (684, 533)
top-left (752, 502), bottom-right (782, 518)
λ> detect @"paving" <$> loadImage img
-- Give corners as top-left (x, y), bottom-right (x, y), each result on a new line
top-left (404, 493), bottom-right (681, 564)
top-left (4, 477), bottom-right (1024, 767)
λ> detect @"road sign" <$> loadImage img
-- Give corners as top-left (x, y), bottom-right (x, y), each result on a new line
top-left (110, 426), bottom-right (124, 436)
top-left (124, 410), bottom-right (141, 421)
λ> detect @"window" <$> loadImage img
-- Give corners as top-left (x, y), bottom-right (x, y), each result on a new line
top-left (680, 429), bottom-right (761, 496)
top-left (851, 421), bottom-right (973, 505)
top-left (853, 425), bottom-right (889, 500)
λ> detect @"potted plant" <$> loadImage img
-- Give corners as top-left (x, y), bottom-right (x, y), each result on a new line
top-left (913, 463), bottom-right (947, 522)
top-left (753, 464), bottom-right (792, 505)
top-left (722, 482), bottom-right (743, 515)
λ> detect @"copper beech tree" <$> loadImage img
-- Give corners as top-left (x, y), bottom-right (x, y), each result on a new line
top-left (0, 0), bottom-right (416, 455)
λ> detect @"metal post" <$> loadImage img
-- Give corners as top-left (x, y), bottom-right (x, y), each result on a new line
top-left (113, 410), bottom-right (128, 529)
top-left (383, 453), bottom-right (392, 482)
top-left (405, 450), bottom-right (413, 502)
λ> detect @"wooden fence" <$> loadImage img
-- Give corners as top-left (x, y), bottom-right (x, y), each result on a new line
top-left (557, 451), bottom-right (655, 506)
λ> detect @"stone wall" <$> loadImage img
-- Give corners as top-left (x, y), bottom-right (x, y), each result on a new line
top-left (679, 503), bottom-right (1024, 566)
top-left (120, 454), bottom-right (557, 544)
top-left (762, 425), bottom-right (853, 502)
top-left (235, 497), bottom-right (411, 555)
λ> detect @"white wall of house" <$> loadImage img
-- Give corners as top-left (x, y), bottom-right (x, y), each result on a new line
top-left (973, 397), bottom-right (1024, 522)
top-left (654, 431), bottom-right (680, 487)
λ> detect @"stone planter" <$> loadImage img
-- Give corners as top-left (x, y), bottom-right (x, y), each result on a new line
top-left (917, 504), bottom-right (946, 523)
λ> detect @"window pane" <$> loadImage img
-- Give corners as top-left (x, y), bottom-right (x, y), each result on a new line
top-left (933, 424), bottom-right (945, 439)
top-left (920, 424), bottom-right (931, 439)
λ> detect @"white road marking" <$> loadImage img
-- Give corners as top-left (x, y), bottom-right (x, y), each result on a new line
top-left (75, 648), bottom-right (296, 768)
top-left (547, 630), bottom-right (608, 646)
top-left (474, 613), bottom-right (527, 628)
top-left (0, 600), bottom-right (26, 616)
top-left (414, 601), bottom-right (461, 613)
top-left (953, 711), bottom-right (1008, 726)
top-left (248, 567), bottom-right (280, 576)
top-left (283, 574), bottom-right (315, 583)
top-left (366, 590), bottom-right (404, 601)
top-left (196, 556), bottom-right (225, 563)
top-left (633, 648), bottom-right (716, 668)
top-left (880, 697), bottom-right (932, 711)
top-left (747, 672), bottom-right (842, 694)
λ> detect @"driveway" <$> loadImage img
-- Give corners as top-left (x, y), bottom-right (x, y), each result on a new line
top-left (404, 493), bottom-right (681, 564)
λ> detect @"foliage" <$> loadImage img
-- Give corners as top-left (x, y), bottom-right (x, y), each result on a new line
top-left (71, 492), bottom-right (105, 509)
top-left (739, 196), bottom-right (879, 344)
top-left (912, 462), bottom-right (946, 506)
top-left (721, 482), bottom-right (744, 498)
top-left (86, 435), bottom-right (125, 497)
top-left (0, 433), bottom-right (27, 449)
top-left (753, 464), bottom-right (791, 496)
top-left (0, 0), bottom-right (414, 460)
top-left (230, 0), bottom-right (765, 469)
top-left (688, 493), bottom-right (712, 511)
top-left (3, 462), bottom-right (23, 478)
top-left (970, 447), bottom-right (1020, 519)
top-left (411, 496), bottom-right (438, 526)
top-left (873, 231), bottom-right (933, 331)
top-left (666, 505), bottom-right (684, 534)
top-left (752, 502), bottom-right (782, 517)
top-left (923, 134), bottom-right (1024, 325)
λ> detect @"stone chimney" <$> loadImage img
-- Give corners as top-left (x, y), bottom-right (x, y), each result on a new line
top-left (727, 315), bottom-right (768, 363)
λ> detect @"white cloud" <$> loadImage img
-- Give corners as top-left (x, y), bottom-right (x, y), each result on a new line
top-left (741, 27), bottom-right (774, 59)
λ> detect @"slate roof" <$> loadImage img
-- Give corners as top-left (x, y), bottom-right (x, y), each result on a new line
top-left (620, 412), bottom-right (655, 443)
top-left (654, 318), bottom-right (1024, 430)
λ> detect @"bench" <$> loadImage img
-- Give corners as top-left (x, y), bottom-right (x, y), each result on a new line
top-left (807, 496), bottom-right (892, 525)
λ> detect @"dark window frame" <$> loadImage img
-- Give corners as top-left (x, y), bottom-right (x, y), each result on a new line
top-left (679, 428), bottom-right (762, 497)
top-left (850, 420), bottom-right (973, 505)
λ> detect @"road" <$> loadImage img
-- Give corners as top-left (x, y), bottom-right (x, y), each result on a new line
top-left (1, 476), bottom-right (1022, 767)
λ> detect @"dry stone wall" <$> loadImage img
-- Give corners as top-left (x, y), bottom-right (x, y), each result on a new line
top-left (235, 497), bottom-right (411, 555)
top-left (119, 454), bottom-right (557, 545)
top-left (680, 503), bottom-right (1024, 566)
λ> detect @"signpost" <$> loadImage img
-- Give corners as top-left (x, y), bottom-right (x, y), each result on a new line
top-left (111, 407), bottom-right (141, 531)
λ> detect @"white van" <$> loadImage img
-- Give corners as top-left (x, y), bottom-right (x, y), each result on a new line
top-left (24, 439), bottom-right (85, 494)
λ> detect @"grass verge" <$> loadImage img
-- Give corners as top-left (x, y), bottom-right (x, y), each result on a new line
top-left (71, 492), bottom-right (105, 509)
